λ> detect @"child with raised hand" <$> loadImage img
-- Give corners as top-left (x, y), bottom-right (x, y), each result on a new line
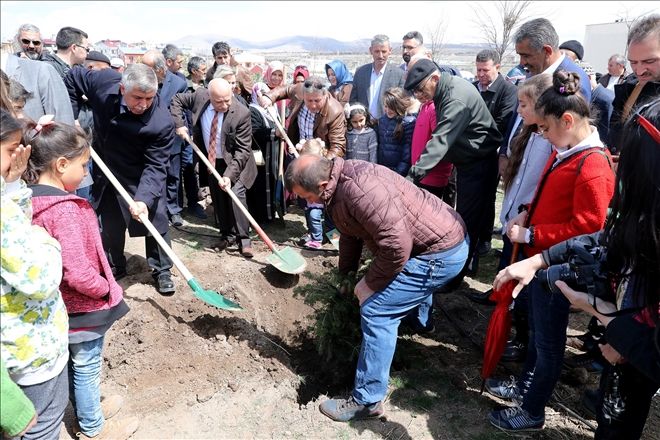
top-left (0, 110), bottom-right (69, 440)
top-left (345, 104), bottom-right (378, 162)
top-left (377, 87), bottom-right (415, 176)
top-left (22, 119), bottom-right (138, 439)
top-left (487, 69), bottom-right (615, 432)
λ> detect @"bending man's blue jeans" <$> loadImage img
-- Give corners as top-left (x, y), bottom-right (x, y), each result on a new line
top-left (69, 336), bottom-right (105, 436)
top-left (352, 239), bottom-right (468, 405)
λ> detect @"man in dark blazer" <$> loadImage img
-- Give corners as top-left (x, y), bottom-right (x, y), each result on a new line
top-left (170, 78), bottom-right (257, 257)
top-left (472, 48), bottom-right (518, 262)
top-left (350, 34), bottom-right (405, 119)
top-left (66, 63), bottom-right (177, 295)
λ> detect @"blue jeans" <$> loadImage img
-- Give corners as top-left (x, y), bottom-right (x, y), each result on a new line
top-left (305, 206), bottom-right (323, 242)
top-left (352, 239), bottom-right (468, 404)
top-left (68, 337), bottom-right (105, 436)
top-left (520, 277), bottom-right (570, 418)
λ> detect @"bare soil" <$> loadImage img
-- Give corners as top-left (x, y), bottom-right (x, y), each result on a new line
top-left (60, 204), bottom-right (659, 440)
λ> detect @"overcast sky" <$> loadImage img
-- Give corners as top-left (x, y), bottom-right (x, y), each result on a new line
top-left (1, 1), bottom-right (657, 45)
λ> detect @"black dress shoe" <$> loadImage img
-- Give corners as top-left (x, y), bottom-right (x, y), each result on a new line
top-left (501, 339), bottom-right (527, 362)
top-left (477, 241), bottom-right (492, 256)
top-left (169, 213), bottom-right (183, 227)
top-left (240, 246), bottom-right (254, 258)
top-left (467, 288), bottom-right (496, 306)
top-left (214, 238), bottom-right (229, 251)
top-left (156, 273), bottom-right (175, 296)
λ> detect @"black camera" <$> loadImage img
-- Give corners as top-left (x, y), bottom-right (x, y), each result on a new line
top-left (536, 239), bottom-right (613, 301)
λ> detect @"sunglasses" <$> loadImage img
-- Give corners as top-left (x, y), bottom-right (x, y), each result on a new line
top-left (304, 80), bottom-right (324, 90)
top-left (295, 65), bottom-right (309, 71)
top-left (21, 38), bottom-right (42, 47)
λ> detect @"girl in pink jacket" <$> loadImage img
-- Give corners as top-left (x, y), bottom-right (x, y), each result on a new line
top-left (24, 119), bottom-right (135, 439)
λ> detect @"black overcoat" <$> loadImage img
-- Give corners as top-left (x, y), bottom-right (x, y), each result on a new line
top-left (66, 66), bottom-right (175, 235)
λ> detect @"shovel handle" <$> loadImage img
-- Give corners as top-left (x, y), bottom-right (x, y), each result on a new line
top-left (509, 242), bottom-right (520, 266)
top-left (183, 135), bottom-right (281, 254)
top-left (89, 148), bottom-right (194, 281)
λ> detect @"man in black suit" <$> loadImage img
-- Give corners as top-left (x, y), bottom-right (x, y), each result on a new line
top-left (170, 78), bottom-right (257, 258)
top-left (472, 49), bottom-right (518, 261)
top-left (66, 63), bottom-right (177, 295)
top-left (350, 34), bottom-right (405, 119)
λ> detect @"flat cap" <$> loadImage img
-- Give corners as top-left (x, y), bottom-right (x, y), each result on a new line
top-left (86, 50), bottom-right (111, 65)
top-left (404, 58), bottom-right (438, 91)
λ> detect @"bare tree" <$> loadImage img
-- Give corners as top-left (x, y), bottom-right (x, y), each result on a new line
top-left (425, 20), bottom-right (447, 64)
top-left (471, 1), bottom-right (532, 62)
top-left (615, 2), bottom-right (657, 57)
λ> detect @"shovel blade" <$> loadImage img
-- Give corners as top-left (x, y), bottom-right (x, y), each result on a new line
top-left (266, 246), bottom-right (307, 275)
top-left (187, 279), bottom-right (243, 311)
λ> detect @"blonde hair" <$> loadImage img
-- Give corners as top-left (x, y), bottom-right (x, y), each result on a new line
top-left (299, 138), bottom-right (327, 157)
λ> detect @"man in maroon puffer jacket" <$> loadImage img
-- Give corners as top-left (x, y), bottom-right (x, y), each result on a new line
top-left (285, 155), bottom-right (468, 422)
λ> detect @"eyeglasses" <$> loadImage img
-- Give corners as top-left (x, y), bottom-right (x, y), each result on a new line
top-left (633, 103), bottom-right (660, 144)
top-left (21, 38), bottom-right (42, 47)
top-left (76, 44), bottom-right (91, 53)
top-left (304, 80), bottom-right (324, 90)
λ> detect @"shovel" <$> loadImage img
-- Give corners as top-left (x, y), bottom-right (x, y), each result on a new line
top-left (89, 147), bottom-right (242, 311)
top-left (183, 135), bottom-right (307, 275)
top-left (268, 104), bottom-right (290, 220)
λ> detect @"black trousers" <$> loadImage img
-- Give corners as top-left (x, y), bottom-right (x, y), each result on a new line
top-left (166, 148), bottom-right (183, 216)
top-left (479, 167), bottom-right (501, 245)
top-left (209, 159), bottom-right (251, 249)
top-left (98, 190), bottom-right (173, 278)
top-left (456, 153), bottom-right (499, 273)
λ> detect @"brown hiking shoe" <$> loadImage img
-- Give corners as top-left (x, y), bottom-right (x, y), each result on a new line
top-left (101, 395), bottom-right (124, 420)
top-left (77, 416), bottom-right (139, 440)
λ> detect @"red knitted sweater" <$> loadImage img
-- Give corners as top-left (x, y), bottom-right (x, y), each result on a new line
top-left (524, 146), bottom-right (615, 256)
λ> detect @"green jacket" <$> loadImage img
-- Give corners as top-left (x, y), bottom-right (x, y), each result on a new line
top-left (408, 72), bottom-right (502, 182)
top-left (1, 358), bottom-right (35, 437)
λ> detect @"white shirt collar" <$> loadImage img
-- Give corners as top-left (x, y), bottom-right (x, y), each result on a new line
top-left (542, 53), bottom-right (566, 76)
top-left (554, 125), bottom-right (603, 162)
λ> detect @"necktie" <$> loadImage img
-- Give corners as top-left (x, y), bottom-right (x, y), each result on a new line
top-left (208, 110), bottom-right (219, 167)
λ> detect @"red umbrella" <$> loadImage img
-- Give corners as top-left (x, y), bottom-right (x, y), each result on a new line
top-left (480, 243), bottom-right (520, 393)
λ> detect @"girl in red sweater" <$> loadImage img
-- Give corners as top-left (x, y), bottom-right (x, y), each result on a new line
top-left (23, 121), bottom-right (137, 439)
top-left (487, 70), bottom-right (615, 432)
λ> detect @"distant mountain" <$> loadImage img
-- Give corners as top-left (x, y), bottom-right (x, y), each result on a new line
top-left (173, 34), bottom-right (373, 53)
top-left (171, 35), bottom-right (486, 54)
